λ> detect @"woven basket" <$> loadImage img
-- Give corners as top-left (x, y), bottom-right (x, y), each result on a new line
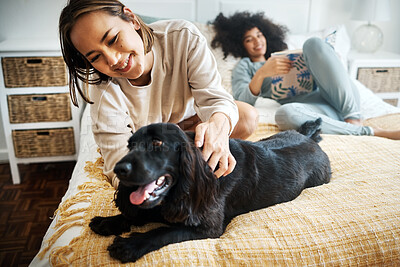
top-left (382, 98), bottom-right (399, 107)
top-left (8, 93), bottom-right (71, 123)
top-left (12, 128), bottom-right (75, 158)
top-left (357, 67), bottom-right (400, 93)
top-left (2, 56), bottom-right (67, 88)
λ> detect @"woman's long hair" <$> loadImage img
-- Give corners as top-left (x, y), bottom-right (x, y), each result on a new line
top-left (59, 0), bottom-right (154, 106)
top-left (211, 11), bottom-right (288, 60)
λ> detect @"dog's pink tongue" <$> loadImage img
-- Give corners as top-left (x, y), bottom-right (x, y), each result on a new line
top-left (129, 181), bottom-right (158, 205)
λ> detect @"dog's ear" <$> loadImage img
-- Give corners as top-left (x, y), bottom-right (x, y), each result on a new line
top-left (163, 130), bottom-right (217, 226)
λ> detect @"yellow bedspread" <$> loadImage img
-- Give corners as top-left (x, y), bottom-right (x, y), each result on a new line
top-left (40, 114), bottom-right (400, 266)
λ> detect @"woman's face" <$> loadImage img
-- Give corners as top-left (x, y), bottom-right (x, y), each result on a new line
top-left (243, 27), bottom-right (267, 62)
top-left (70, 8), bottom-right (148, 80)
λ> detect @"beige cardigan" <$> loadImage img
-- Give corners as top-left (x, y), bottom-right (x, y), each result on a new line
top-left (89, 19), bottom-right (238, 186)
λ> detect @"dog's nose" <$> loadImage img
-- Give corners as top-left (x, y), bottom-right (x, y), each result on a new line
top-left (114, 162), bottom-right (133, 179)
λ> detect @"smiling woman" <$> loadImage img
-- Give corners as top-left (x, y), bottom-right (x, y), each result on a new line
top-left (69, 9), bottom-right (151, 83)
top-left (58, 0), bottom-right (259, 188)
top-left (242, 27), bottom-right (268, 61)
top-left (58, 1), bottom-right (154, 106)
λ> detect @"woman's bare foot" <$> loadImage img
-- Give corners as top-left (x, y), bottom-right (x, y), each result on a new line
top-left (344, 118), bottom-right (399, 140)
top-left (373, 127), bottom-right (400, 140)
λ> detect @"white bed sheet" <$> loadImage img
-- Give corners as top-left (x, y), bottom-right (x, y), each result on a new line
top-left (30, 106), bottom-right (98, 267)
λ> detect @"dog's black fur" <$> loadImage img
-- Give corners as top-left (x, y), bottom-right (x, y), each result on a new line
top-left (89, 119), bottom-right (331, 262)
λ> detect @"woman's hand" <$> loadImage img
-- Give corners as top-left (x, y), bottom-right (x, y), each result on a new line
top-left (249, 56), bottom-right (292, 96)
top-left (194, 112), bottom-right (236, 178)
top-left (259, 56), bottom-right (292, 77)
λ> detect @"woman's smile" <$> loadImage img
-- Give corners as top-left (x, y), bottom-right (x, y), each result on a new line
top-left (253, 44), bottom-right (265, 52)
top-left (115, 54), bottom-right (132, 73)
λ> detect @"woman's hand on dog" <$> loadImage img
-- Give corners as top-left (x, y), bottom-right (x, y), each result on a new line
top-left (194, 112), bottom-right (236, 178)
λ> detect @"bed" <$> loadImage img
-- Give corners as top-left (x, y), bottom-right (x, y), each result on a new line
top-left (30, 6), bottom-right (400, 267)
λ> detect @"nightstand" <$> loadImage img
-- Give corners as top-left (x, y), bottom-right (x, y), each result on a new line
top-left (348, 50), bottom-right (400, 107)
top-left (0, 39), bottom-right (81, 184)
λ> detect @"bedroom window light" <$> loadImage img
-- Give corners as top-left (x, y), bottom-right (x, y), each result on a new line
top-left (351, 0), bottom-right (391, 53)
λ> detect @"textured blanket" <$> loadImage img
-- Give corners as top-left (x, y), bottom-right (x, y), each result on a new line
top-left (39, 114), bottom-right (400, 266)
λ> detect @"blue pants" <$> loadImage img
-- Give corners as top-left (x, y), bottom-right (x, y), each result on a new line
top-left (275, 38), bottom-right (373, 136)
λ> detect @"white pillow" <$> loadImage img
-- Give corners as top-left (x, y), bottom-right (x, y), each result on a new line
top-left (194, 22), bottom-right (240, 94)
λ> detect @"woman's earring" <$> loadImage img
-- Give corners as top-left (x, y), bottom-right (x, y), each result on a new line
top-left (134, 21), bottom-right (141, 30)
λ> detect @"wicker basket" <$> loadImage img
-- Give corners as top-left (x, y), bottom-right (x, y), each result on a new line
top-left (2, 56), bottom-right (67, 88)
top-left (357, 67), bottom-right (400, 93)
top-left (8, 93), bottom-right (71, 123)
top-left (12, 128), bottom-right (75, 158)
top-left (382, 98), bottom-right (399, 107)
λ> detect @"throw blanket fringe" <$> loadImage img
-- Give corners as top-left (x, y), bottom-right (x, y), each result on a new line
top-left (37, 156), bottom-right (115, 266)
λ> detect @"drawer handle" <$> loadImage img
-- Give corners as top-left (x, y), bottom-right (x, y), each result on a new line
top-left (376, 70), bottom-right (388, 73)
top-left (32, 96), bottom-right (47, 101)
top-left (26, 58), bottom-right (43, 64)
top-left (37, 131), bottom-right (50, 136)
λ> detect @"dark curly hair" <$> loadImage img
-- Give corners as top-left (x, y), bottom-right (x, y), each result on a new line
top-left (210, 12), bottom-right (288, 59)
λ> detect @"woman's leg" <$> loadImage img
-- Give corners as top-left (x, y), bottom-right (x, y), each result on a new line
top-left (275, 102), bottom-right (373, 136)
top-left (373, 128), bottom-right (400, 140)
top-left (231, 100), bottom-right (259, 139)
top-left (303, 38), bottom-right (362, 121)
top-left (300, 38), bottom-right (400, 139)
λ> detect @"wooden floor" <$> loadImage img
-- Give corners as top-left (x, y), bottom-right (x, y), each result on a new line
top-left (0, 161), bottom-right (76, 267)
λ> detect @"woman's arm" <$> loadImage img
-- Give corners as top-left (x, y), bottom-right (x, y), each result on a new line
top-left (184, 21), bottom-right (238, 177)
top-left (90, 84), bottom-right (134, 188)
top-left (231, 59), bottom-right (259, 105)
top-left (249, 57), bottom-right (292, 95)
top-left (232, 57), bottom-right (292, 105)
top-left (187, 31), bottom-right (238, 131)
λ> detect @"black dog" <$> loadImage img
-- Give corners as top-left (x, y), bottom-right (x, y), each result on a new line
top-left (89, 119), bottom-right (331, 262)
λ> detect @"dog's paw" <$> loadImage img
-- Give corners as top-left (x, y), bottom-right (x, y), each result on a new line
top-left (108, 236), bottom-right (149, 263)
top-left (89, 216), bottom-right (117, 236)
top-left (89, 215), bottom-right (130, 236)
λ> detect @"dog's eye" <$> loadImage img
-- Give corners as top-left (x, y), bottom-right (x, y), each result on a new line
top-left (152, 139), bottom-right (163, 147)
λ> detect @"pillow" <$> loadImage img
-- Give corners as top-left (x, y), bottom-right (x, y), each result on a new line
top-left (194, 22), bottom-right (240, 94)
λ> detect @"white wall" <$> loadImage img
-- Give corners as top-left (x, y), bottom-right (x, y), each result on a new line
top-left (0, 0), bottom-right (399, 162)
top-left (0, 0), bottom-right (399, 52)
top-left (309, 0), bottom-right (400, 54)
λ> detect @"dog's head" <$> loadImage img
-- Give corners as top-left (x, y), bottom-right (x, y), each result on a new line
top-left (114, 123), bottom-right (217, 224)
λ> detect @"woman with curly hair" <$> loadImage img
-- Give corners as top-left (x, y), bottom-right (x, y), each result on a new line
top-left (211, 11), bottom-right (400, 139)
